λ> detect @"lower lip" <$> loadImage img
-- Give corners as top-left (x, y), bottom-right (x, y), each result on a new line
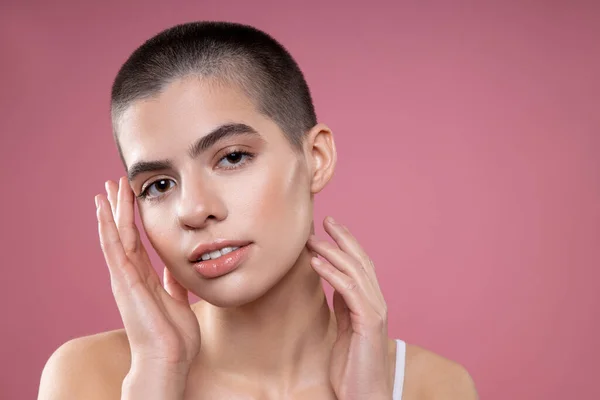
top-left (192, 244), bottom-right (252, 279)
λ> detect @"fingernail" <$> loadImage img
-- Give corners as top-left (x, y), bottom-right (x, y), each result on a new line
top-left (326, 216), bottom-right (336, 225)
top-left (94, 195), bottom-right (99, 208)
top-left (311, 257), bottom-right (322, 266)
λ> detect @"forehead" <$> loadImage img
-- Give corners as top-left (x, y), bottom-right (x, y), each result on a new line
top-left (116, 77), bottom-right (280, 166)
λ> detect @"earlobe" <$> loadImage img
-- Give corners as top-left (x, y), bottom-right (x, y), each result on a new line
top-left (306, 123), bottom-right (337, 194)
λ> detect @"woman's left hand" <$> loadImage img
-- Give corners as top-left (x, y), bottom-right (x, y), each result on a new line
top-left (306, 216), bottom-right (393, 400)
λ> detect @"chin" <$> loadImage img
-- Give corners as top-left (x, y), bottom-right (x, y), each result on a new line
top-left (186, 265), bottom-right (286, 308)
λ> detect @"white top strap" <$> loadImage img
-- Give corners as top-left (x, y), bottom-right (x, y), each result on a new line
top-left (392, 339), bottom-right (406, 400)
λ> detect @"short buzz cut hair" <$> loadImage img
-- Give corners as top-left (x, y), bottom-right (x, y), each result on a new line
top-left (110, 21), bottom-right (317, 154)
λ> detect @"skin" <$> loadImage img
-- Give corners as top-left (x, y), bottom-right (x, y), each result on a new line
top-left (38, 76), bottom-right (478, 399)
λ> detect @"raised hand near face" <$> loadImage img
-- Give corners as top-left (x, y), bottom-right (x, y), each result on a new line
top-left (307, 217), bottom-right (392, 400)
top-left (95, 177), bottom-right (200, 394)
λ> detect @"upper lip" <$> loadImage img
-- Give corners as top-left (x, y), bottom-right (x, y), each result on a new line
top-left (188, 239), bottom-right (252, 262)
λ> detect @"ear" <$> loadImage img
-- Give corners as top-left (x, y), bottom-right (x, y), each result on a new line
top-left (304, 123), bottom-right (337, 194)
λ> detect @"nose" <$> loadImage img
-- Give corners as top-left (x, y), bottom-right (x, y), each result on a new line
top-left (176, 179), bottom-right (227, 230)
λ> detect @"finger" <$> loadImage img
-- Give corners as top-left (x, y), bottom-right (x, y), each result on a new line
top-left (115, 176), bottom-right (140, 256)
top-left (307, 236), bottom-right (363, 280)
top-left (96, 194), bottom-right (137, 287)
top-left (163, 267), bottom-right (189, 304)
top-left (307, 236), bottom-right (380, 304)
top-left (310, 256), bottom-right (369, 318)
top-left (313, 256), bottom-right (388, 336)
top-left (105, 180), bottom-right (118, 218)
top-left (322, 217), bottom-right (385, 303)
top-left (97, 194), bottom-right (166, 332)
top-left (323, 217), bottom-right (378, 283)
top-left (112, 177), bottom-right (160, 287)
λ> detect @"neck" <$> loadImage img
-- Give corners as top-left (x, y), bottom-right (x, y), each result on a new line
top-left (192, 248), bottom-right (336, 384)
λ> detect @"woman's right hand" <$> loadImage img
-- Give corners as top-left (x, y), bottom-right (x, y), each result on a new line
top-left (95, 176), bottom-right (201, 378)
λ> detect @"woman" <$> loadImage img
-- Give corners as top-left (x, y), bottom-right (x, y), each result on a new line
top-left (39, 21), bottom-right (477, 399)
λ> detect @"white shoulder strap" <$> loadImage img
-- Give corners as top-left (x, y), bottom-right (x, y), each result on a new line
top-left (392, 339), bottom-right (406, 400)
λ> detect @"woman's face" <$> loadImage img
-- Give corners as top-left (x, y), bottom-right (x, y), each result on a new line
top-left (116, 77), bottom-right (329, 307)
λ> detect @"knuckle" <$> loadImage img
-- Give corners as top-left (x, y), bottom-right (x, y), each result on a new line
top-left (110, 279), bottom-right (123, 297)
top-left (123, 244), bottom-right (137, 257)
top-left (122, 240), bottom-right (138, 257)
top-left (379, 313), bottom-right (387, 327)
top-left (377, 311), bottom-right (387, 326)
top-left (357, 264), bottom-right (370, 277)
top-left (122, 231), bottom-right (140, 256)
top-left (321, 241), bottom-right (336, 251)
top-left (103, 234), bottom-right (120, 249)
top-left (344, 279), bottom-right (358, 291)
top-left (367, 312), bottom-right (387, 328)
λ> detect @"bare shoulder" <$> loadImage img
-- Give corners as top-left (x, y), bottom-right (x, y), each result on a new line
top-left (400, 342), bottom-right (478, 400)
top-left (38, 329), bottom-right (131, 400)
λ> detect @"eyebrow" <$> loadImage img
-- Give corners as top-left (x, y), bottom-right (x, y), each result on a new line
top-left (127, 123), bottom-right (260, 182)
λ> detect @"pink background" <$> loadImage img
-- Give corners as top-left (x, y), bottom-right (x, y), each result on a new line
top-left (1, 1), bottom-right (599, 399)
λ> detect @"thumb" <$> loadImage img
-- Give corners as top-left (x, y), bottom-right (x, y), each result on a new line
top-left (163, 267), bottom-right (189, 303)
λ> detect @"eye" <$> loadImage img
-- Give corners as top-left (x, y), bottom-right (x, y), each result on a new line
top-left (217, 150), bottom-right (254, 169)
top-left (139, 179), bottom-right (175, 200)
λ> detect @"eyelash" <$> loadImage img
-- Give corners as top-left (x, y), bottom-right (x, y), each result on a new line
top-left (137, 150), bottom-right (255, 202)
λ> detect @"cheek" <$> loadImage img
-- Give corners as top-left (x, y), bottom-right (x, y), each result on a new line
top-left (249, 159), bottom-right (312, 247)
top-left (138, 204), bottom-right (177, 259)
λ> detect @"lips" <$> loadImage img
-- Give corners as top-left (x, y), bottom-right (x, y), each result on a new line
top-left (188, 239), bottom-right (253, 263)
top-left (191, 243), bottom-right (253, 279)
